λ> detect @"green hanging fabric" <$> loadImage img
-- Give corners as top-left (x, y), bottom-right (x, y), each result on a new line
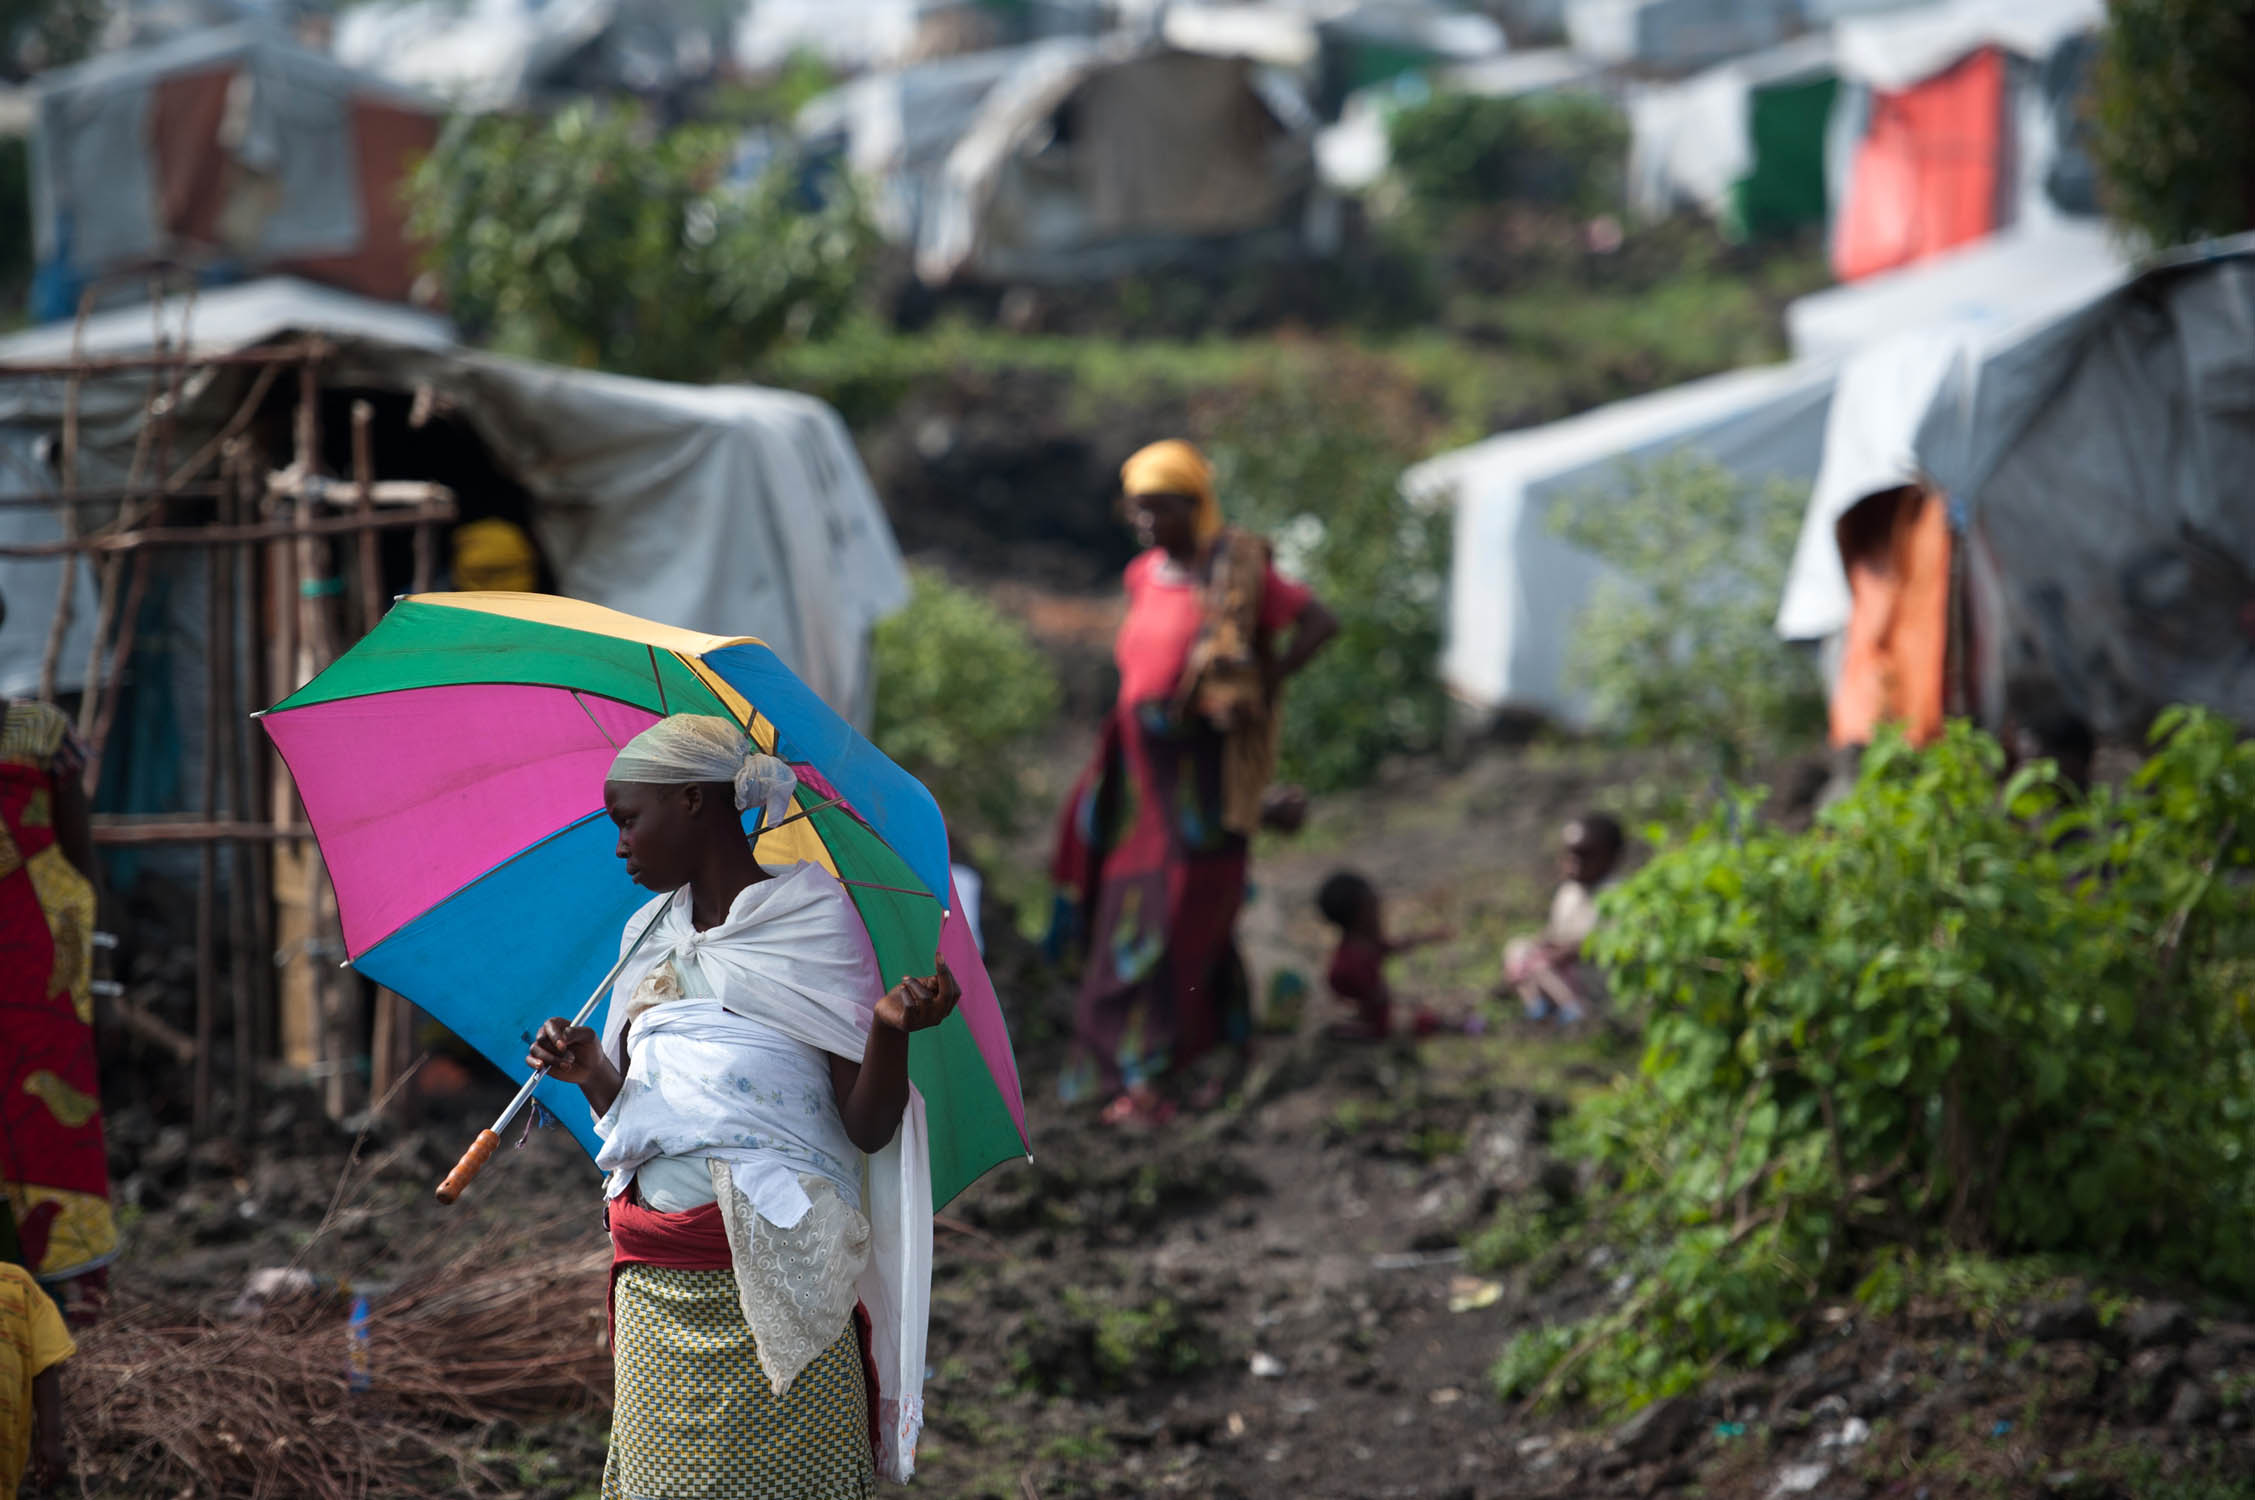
top-left (1730, 74), bottom-right (1837, 241)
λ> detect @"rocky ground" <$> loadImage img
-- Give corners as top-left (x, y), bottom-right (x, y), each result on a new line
top-left (70, 743), bottom-right (2255, 1500)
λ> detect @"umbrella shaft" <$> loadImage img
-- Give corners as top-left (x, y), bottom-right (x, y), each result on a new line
top-left (485, 893), bottom-right (676, 1137)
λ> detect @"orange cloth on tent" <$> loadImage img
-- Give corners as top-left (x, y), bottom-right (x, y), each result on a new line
top-left (1833, 47), bottom-right (2005, 283)
top-left (1830, 487), bottom-right (1952, 748)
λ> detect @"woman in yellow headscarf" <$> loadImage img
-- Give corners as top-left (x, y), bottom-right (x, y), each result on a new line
top-left (1050, 441), bottom-right (1337, 1124)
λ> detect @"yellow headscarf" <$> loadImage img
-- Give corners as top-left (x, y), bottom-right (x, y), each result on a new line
top-left (452, 517), bottom-right (539, 593)
top-left (1121, 439), bottom-right (1223, 545)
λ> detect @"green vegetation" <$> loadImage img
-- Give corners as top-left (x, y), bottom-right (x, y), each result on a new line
top-left (2091, 0), bottom-right (2255, 249)
top-left (1550, 454), bottom-right (1826, 771)
top-left (1489, 712), bottom-right (2255, 1413)
top-left (1388, 91), bottom-right (1629, 218)
top-left (870, 566), bottom-right (1061, 830)
top-left (1013, 1287), bottom-right (1213, 1397)
top-left (407, 102), bottom-right (876, 380)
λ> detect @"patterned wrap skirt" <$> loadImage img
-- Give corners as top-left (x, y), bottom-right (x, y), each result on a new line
top-left (604, 1263), bottom-right (876, 1500)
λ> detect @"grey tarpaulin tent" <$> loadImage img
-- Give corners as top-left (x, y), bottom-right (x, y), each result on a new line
top-left (1911, 237), bottom-right (2255, 735)
top-left (0, 277), bottom-right (908, 725)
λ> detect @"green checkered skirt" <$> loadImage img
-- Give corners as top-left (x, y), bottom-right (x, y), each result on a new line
top-left (604, 1264), bottom-right (876, 1500)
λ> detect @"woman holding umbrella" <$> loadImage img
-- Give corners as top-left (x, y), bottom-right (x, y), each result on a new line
top-left (529, 715), bottom-right (959, 1499)
top-left (1052, 440), bottom-right (1337, 1124)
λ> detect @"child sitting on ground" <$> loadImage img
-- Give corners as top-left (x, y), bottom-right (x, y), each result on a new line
top-left (2, 1252), bottom-right (74, 1497)
top-left (1501, 813), bottom-right (1624, 1024)
top-left (1315, 871), bottom-right (1450, 1041)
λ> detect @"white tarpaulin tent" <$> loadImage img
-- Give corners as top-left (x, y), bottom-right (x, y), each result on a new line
top-left (0, 278), bottom-right (907, 721)
top-left (1404, 358), bottom-right (1835, 722)
top-left (1913, 238), bottom-right (2255, 734)
top-left (1783, 218), bottom-right (2130, 361)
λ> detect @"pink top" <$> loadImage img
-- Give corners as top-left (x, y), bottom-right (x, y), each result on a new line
top-left (1113, 547), bottom-right (1313, 708)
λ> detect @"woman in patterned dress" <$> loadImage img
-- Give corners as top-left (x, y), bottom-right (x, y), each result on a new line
top-left (0, 588), bottom-right (117, 1323)
top-left (1050, 440), bottom-right (1337, 1124)
top-left (529, 715), bottom-right (957, 1498)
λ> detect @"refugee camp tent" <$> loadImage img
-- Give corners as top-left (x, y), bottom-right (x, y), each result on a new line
top-left (0, 278), bottom-right (908, 726)
top-left (1776, 236), bottom-right (2255, 744)
top-left (1782, 217), bottom-right (2128, 361)
top-left (1825, 0), bottom-right (2101, 283)
top-left (914, 40), bottom-right (1322, 284)
top-left (26, 26), bottom-right (441, 320)
top-left (1776, 224), bottom-right (2131, 744)
top-left (1404, 358), bottom-right (1835, 724)
top-left (1917, 237), bottom-right (2255, 737)
top-left (1562, 0), bottom-right (1796, 74)
top-left (332, 0), bottom-right (730, 113)
top-left (797, 43), bottom-right (1056, 248)
top-left (1626, 32), bottom-right (1834, 240)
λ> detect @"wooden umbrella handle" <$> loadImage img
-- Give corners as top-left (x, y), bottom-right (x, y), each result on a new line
top-left (434, 1129), bottom-right (500, 1205)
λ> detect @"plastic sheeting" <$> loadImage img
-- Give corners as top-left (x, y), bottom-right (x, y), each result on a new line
top-left (1830, 46), bottom-right (2006, 282)
top-left (28, 27), bottom-right (439, 312)
top-left (1785, 218), bottom-right (2128, 362)
top-left (1775, 223), bottom-right (2135, 646)
top-left (1564, 0), bottom-right (1797, 73)
top-left (1913, 240), bottom-right (2255, 735)
top-left (916, 42), bottom-right (1316, 285)
top-left (1626, 33), bottom-right (1833, 236)
top-left (1404, 359), bottom-right (1836, 722)
top-left (0, 279), bottom-right (907, 723)
top-left (1832, 0), bottom-right (2101, 94)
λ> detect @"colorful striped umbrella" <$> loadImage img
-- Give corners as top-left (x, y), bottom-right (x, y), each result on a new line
top-left (259, 593), bottom-right (1029, 1208)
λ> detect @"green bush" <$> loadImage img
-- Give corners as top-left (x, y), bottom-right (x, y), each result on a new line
top-left (2090, 0), bottom-right (2255, 249)
top-left (1496, 712), bottom-right (2255, 1412)
top-left (1388, 90), bottom-right (1628, 218)
top-left (870, 566), bottom-right (1060, 831)
top-left (407, 103), bottom-right (876, 381)
top-left (1550, 454), bottom-right (1825, 769)
top-left (1204, 379), bottom-right (1449, 793)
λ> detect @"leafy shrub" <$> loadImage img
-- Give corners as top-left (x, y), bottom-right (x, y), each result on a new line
top-left (407, 103), bottom-right (876, 381)
top-left (870, 566), bottom-right (1060, 831)
top-left (1498, 712), bottom-right (2255, 1412)
top-left (1203, 378), bottom-right (1449, 793)
top-left (1388, 91), bottom-right (1628, 218)
top-left (2090, 0), bottom-right (2255, 249)
top-left (1550, 454), bottom-right (1825, 769)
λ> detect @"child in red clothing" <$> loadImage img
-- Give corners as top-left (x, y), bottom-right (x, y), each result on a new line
top-left (1315, 872), bottom-right (1449, 1040)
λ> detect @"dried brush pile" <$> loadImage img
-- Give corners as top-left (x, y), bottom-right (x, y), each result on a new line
top-left (68, 1221), bottom-right (612, 1500)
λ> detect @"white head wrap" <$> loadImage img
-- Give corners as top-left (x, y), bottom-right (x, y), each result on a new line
top-left (607, 714), bottom-right (799, 827)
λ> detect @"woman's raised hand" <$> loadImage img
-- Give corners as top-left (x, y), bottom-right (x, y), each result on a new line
top-left (877, 963), bottom-right (962, 1034)
top-left (527, 1017), bottom-right (604, 1083)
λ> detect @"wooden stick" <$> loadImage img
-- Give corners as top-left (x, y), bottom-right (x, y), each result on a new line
top-left (350, 401), bottom-right (383, 636)
top-left (224, 452), bottom-right (259, 1144)
top-left (35, 290), bottom-right (94, 700)
top-left (0, 500), bottom-right (458, 557)
top-left (90, 818), bottom-right (314, 844)
top-left (193, 536), bottom-right (222, 1133)
top-left (0, 339), bottom-right (333, 376)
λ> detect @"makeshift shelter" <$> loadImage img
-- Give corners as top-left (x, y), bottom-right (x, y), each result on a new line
top-left (26, 26), bottom-right (440, 321)
top-left (1562, 0), bottom-right (1796, 74)
top-left (1777, 223), bottom-right (2133, 743)
top-left (0, 277), bottom-right (906, 720)
top-left (1404, 358), bottom-right (1835, 725)
top-left (1627, 32), bottom-right (1835, 240)
top-left (332, 0), bottom-right (738, 113)
top-left (914, 40), bottom-right (1321, 284)
top-left (1778, 236), bottom-right (2255, 745)
top-left (1826, 0), bottom-right (2101, 283)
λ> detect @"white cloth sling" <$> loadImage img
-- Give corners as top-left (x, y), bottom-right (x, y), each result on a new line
top-left (596, 861), bottom-right (932, 1483)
